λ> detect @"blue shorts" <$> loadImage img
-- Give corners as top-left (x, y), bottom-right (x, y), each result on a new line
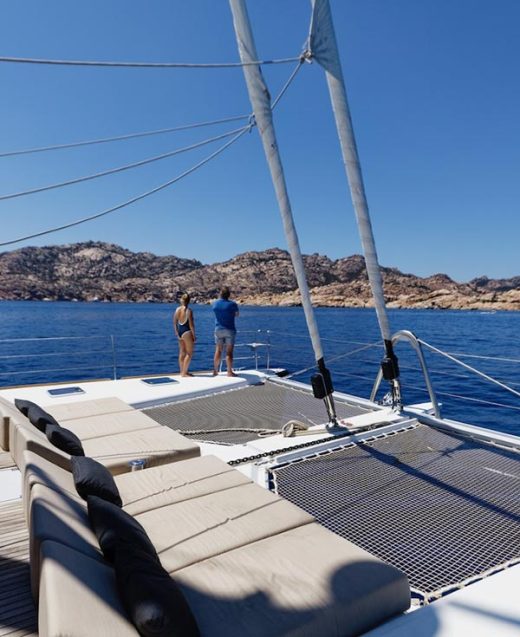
top-left (215, 328), bottom-right (236, 346)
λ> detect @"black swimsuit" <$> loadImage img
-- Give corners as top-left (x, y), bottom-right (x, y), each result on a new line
top-left (177, 310), bottom-right (191, 337)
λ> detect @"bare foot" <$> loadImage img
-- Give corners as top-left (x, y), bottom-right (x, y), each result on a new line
top-left (212, 370), bottom-right (218, 376)
top-left (227, 372), bottom-right (237, 377)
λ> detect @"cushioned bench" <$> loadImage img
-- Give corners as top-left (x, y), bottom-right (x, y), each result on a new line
top-left (22, 450), bottom-right (250, 521)
top-left (28, 452), bottom-right (411, 637)
top-left (3, 396), bottom-right (200, 475)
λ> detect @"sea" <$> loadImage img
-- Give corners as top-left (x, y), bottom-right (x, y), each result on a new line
top-left (0, 301), bottom-right (519, 437)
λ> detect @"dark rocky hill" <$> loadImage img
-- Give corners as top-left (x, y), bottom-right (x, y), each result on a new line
top-left (0, 241), bottom-right (518, 310)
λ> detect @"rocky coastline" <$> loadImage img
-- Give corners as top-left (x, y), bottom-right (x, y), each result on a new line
top-left (0, 241), bottom-right (518, 311)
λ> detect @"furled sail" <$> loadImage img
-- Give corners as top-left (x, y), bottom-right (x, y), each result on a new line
top-left (310, 0), bottom-right (402, 408)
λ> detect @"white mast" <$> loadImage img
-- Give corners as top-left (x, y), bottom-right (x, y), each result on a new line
top-left (229, 0), bottom-right (337, 423)
top-left (309, 0), bottom-right (402, 408)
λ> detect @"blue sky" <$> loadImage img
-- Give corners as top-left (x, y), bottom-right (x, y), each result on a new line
top-left (0, 0), bottom-right (519, 282)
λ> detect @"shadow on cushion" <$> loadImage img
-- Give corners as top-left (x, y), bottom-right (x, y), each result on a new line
top-left (114, 540), bottom-right (199, 637)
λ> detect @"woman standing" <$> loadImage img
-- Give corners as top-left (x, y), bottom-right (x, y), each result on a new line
top-left (173, 293), bottom-right (196, 377)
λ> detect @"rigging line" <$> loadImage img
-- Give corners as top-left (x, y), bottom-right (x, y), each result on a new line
top-left (0, 60), bottom-right (305, 246)
top-left (0, 125), bottom-right (250, 202)
top-left (425, 349), bottom-right (520, 365)
top-left (0, 115), bottom-right (249, 158)
top-left (418, 338), bottom-right (520, 401)
top-left (0, 54), bottom-right (302, 69)
top-left (285, 341), bottom-right (382, 379)
top-left (271, 59), bottom-right (304, 109)
top-left (0, 126), bottom-right (250, 248)
top-left (397, 361), bottom-right (520, 388)
top-left (403, 383), bottom-right (520, 413)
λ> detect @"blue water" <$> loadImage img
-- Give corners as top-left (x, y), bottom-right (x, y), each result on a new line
top-left (0, 301), bottom-right (519, 436)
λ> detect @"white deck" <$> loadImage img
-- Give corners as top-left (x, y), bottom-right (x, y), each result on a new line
top-left (0, 370), bottom-right (269, 410)
top-left (365, 564), bottom-right (520, 637)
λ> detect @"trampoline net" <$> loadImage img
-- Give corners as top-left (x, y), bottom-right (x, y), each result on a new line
top-left (144, 381), bottom-right (369, 445)
top-left (271, 423), bottom-right (520, 601)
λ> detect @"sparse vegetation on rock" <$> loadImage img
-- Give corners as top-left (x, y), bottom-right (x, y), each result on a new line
top-left (0, 242), bottom-right (518, 311)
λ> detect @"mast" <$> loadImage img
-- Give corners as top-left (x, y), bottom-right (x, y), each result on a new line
top-left (228, 0), bottom-right (337, 424)
top-left (309, 0), bottom-right (402, 409)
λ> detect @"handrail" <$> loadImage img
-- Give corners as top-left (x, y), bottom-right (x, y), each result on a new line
top-left (370, 330), bottom-right (441, 418)
top-left (0, 331), bottom-right (272, 384)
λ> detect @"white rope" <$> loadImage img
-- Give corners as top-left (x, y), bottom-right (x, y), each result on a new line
top-left (0, 115), bottom-right (249, 158)
top-left (418, 338), bottom-right (520, 401)
top-left (0, 127), bottom-right (250, 248)
top-left (0, 54), bottom-right (301, 68)
top-left (0, 125), bottom-right (249, 202)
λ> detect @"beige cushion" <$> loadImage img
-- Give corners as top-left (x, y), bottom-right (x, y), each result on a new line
top-left (118, 454), bottom-right (251, 516)
top-left (30, 484), bottom-right (100, 599)
top-left (137, 482), bottom-right (314, 573)
top-left (175, 522), bottom-right (410, 637)
top-left (43, 396), bottom-right (134, 422)
top-left (22, 450), bottom-right (76, 522)
top-left (23, 451), bottom-right (249, 519)
top-left (39, 540), bottom-right (138, 637)
top-left (83, 427), bottom-right (200, 475)
top-left (64, 410), bottom-right (160, 441)
top-left (0, 394), bottom-right (34, 452)
top-left (12, 418), bottom-right (71, 472)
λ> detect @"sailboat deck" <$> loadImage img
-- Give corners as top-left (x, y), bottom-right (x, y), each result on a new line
top-left (272, 422), bottom-right (520, 603)
top-left (0, 500), bottom-right (37, 637)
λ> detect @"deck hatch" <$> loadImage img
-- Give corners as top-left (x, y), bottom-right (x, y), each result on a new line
top-left (270, 423), bottom-right (520, 602)
top-left (144, 381), bottom-right (369, 444)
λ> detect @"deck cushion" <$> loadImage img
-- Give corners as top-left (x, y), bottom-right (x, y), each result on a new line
top-left (39, 540), bottom-right (139, 637)
top-left (30, 484), bottom-right (101, 599)
top-left (46, 423), bottom-right (85, 456)
top-left (174, 522), bottom-right (411, 637)
top-left (64, 410), bottom-right (160, 441)
top-left (13, 419), bottom-right (72, 471)
top-left (15, 398), bottom-right (58, 432)
top-left (22, 452), bottom-right (251, 521)
top-left (136, 482), bottom-right (314, 573)
top-left (117, 454), bottom-right (252, 516)
top-left (114, 541), bottom-right (199, 637)
top-left (87, 495), bottom-right (159, 564)
top-left (82, 427), bottom-right (200, 475)
top-left (72, 456), bottom-right (122, 507)
top-left (43, 396), bottom-right (134, 422)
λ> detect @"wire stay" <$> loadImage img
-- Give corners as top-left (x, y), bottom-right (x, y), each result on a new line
top-left (0, 115), bottom-right (249, 159)
top-left (0, 127), bottom-right (251, 248)
top-left (0, 55), bottom-right (301, 69)
top-left (0, 125), bottom-right (250, 201)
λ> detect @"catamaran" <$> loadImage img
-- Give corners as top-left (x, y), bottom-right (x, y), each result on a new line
top-left (0, 1), bottom-right (518, 636)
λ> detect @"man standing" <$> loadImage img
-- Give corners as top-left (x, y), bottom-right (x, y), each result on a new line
top-left (212, 286), bottom-right (239, 377)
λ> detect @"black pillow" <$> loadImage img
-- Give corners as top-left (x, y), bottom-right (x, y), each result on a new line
top-left (114, 540), bottom-right (199, 637)
top-left (87, 495), bottom-right (159, 564)
top-left (45, 423), bottom-right (85, 456)
top-left (71, 456), bottom-right (122, 507)
top-left (14, 398), bottom-right (59, 432)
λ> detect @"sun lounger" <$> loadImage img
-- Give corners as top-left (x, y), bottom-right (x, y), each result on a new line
top-left (28, 452), bottom-right (411, 637)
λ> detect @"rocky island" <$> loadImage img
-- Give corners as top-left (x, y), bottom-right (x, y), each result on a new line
top-left (0, 241), bottom-right (518, 311)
